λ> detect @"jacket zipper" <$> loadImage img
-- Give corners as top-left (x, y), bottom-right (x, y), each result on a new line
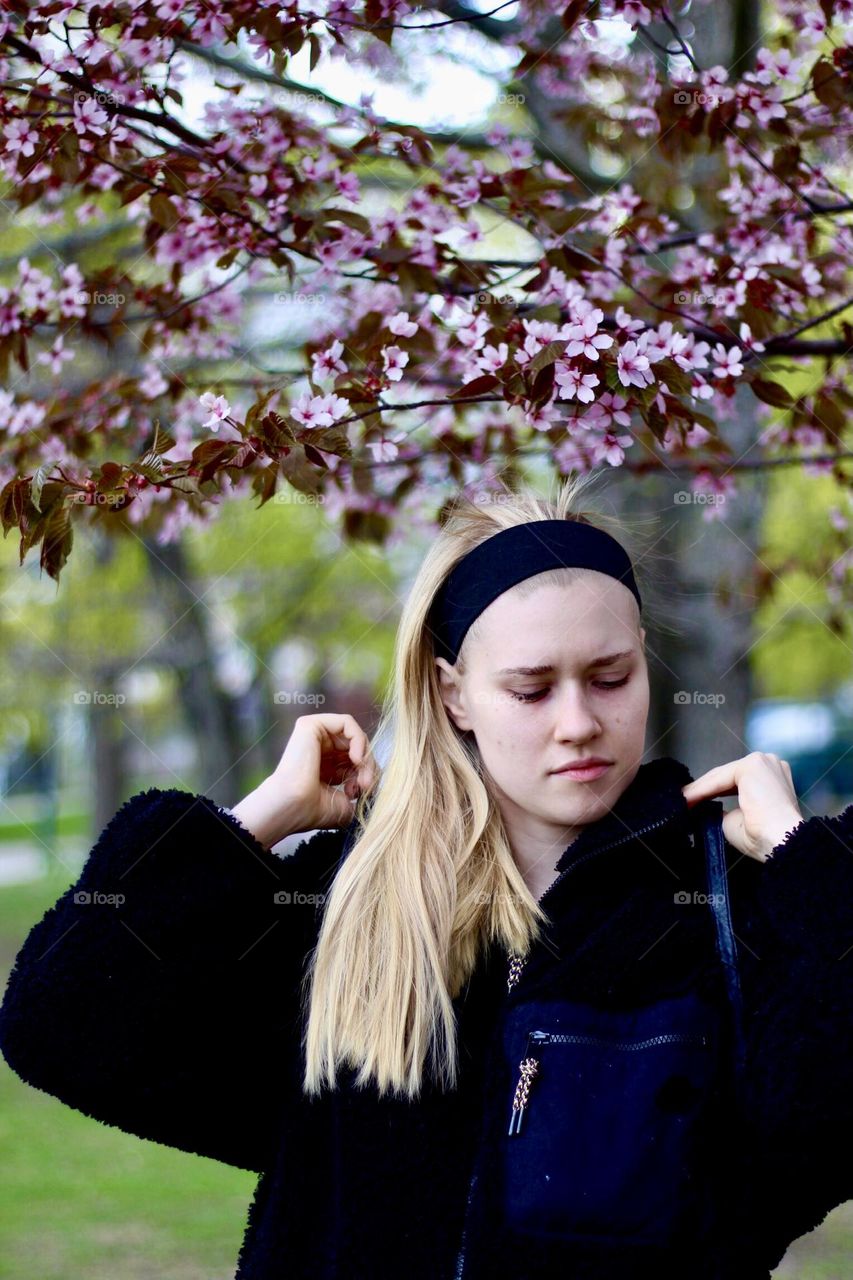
top-left (506, 811), bottom-right (674, 995)
top-left (507, 1027), bottom-right (709, 1136)
top-left (453, 810), bottom-right (674, 1277)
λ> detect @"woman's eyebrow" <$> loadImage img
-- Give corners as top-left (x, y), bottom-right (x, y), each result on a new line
top-left (495, 650), bottom-right (635, 677)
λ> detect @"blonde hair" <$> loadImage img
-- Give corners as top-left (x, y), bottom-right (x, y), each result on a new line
top-left (300, 472), bottom-right (662, 1101)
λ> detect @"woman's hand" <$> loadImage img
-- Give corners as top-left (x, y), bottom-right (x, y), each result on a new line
top-left (230, 713), bottom-right (379, 849)
top-left (681, 752), bottom-right (805, 863)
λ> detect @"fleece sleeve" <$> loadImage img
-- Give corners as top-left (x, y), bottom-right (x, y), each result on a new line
top-left (722, 803), bottom-right (853, 1265)
top-left (0, 788), bottom-right (349, 1175)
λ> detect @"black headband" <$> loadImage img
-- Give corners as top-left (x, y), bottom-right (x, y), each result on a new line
top-left (428, 519), bottom-right (642, 665)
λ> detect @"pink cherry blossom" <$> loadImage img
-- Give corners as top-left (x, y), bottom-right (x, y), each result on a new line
top-left (563, 309), bottom-right (614, 361)
top-left (291, 392), bottom-right (350, 428)
top-left (199, 392), bottom-right (231, 432)
top-left (712, 344), bottom-right (744, 379)
top-left (589, 431), bottom-right (634, 467)
top-left (73, 96), bottom-right (109, 137)
top-left (37, 337), bottom-right (74, 376)
top-left (584, 392), bottom-right (632, 431)
top-left (476, 343), bottom-right (509, 375)
top-left (388, 311), bottom-right (418, 338)
top-left (140, 365), bottom-right (169, 399)
top-left (5, 120), bottom-right (39, 157)
top-left (455, 312), bottom-right (491, 352)
top-left (614, 306), bottom-right (645, 335)
top-left (367, 430), bottom-right (407, 463)
top-left (554, 363), bottom-right (600, 403)
top-left (312, 338), bottom-right (348, 380)
top-left (617, 341), bottom-right (654, 389)
top-left (737, 323), bottom-right (765, 354)
top-left (381, 346), bottom-right (409, 382)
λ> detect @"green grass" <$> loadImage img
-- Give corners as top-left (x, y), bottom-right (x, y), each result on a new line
top-left (0, 811), bottom-right (88, 844)
top-left (1, 869), bottom-right (852, 1277)
top-left (0, 871), bottom-right (256, 1280)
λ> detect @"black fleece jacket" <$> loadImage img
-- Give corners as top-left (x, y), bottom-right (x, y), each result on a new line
top-left (0, 756), bottom-right (851, 1279)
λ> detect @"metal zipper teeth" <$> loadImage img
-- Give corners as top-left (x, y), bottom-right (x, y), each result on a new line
top-left (458, 812), bottom-right (677, 1274)
top-left (529, 1029), bottom-right (708, 1050)
top-left (507, 811), bottom-right (675, 994)
top-left (507, 1027), bottom-right (708, 1137)
top-left (452, 1172), bottom-right (477, 1280)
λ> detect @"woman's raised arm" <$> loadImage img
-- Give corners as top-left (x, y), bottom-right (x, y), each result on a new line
top-left (0, 786), bottom-right (350, 1174)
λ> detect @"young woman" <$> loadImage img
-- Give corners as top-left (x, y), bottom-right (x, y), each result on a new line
top-left (1, 477), bottom-right (851, 1280)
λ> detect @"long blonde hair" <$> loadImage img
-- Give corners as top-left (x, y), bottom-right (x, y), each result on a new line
top-left (300, 473), bottom-right (660, 1100)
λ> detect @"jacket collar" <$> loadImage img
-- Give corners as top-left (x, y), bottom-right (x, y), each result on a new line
top-left (339, 756), bottom-right (697, 886)
top-left (547, 755), bottom-right (696, 886)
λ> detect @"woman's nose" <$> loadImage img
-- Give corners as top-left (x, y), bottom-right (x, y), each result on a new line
top-left (553, 685), bottom-right (601, 739)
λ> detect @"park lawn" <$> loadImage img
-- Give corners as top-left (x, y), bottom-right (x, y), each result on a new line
top-left (0, 870), bottom-right (257, 1280)
top-left (0, 810), bottom-right (88, 845)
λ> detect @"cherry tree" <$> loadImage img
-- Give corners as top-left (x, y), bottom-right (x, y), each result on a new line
top-left (0, 0), bottom-right (852, 632)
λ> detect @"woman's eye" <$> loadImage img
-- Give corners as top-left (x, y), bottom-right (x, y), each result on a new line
top-left (509, 676), bottom-right (630, 703)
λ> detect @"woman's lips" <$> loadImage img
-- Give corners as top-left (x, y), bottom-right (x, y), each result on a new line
top-left (551, 762), bottom-right (613, 781)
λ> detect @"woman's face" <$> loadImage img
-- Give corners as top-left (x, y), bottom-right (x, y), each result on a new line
top-left (435, 573), bottom-right (650, 841)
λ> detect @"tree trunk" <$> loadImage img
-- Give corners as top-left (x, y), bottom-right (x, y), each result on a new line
top-left (140, 535), bottom-right (250, 806)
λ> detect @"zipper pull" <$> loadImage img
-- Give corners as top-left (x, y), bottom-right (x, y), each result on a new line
top-left (507, 951), bottom-right (527, 993)
top-left (508, 1032), bottom-right (543, 1136)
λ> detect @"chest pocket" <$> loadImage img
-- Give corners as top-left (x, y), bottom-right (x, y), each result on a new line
top-left (500, 990), bottom-right (726, 1246)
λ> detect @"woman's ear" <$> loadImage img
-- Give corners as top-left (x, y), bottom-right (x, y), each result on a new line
top-left (434, 657), bottom-right (473, 732)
